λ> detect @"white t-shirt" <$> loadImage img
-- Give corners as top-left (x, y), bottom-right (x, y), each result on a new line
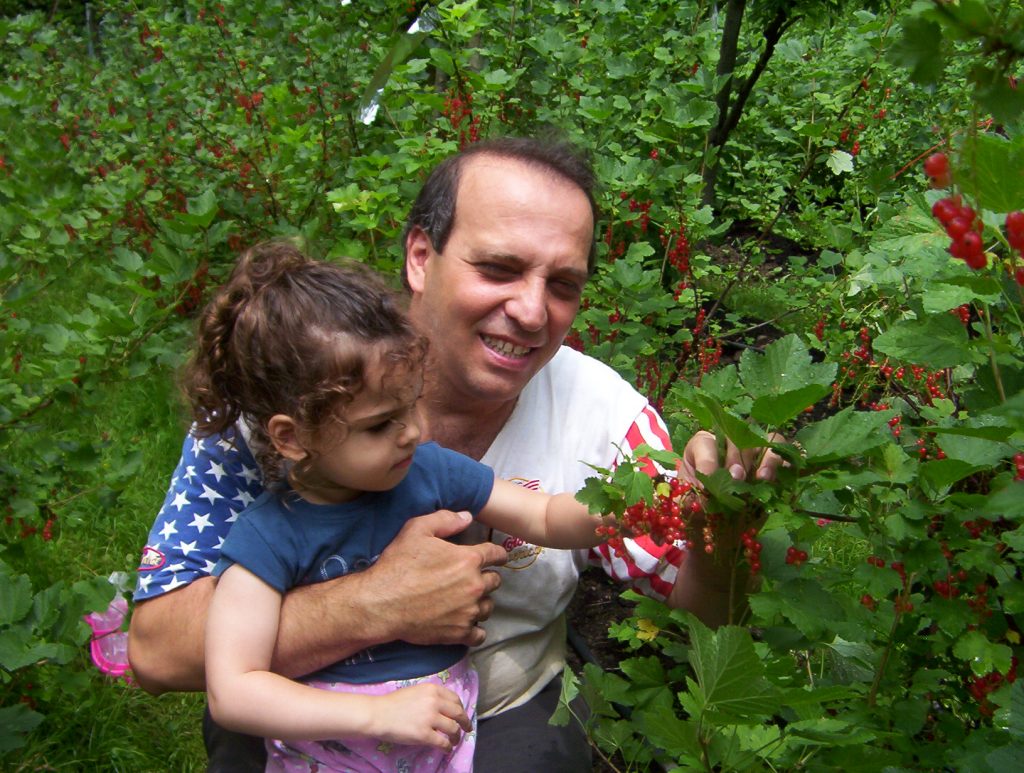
top-left (466, 346), bottom-right (677, 716)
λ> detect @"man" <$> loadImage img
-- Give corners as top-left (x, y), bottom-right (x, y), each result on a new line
top-left (129, 137), bottom-right (775, 771)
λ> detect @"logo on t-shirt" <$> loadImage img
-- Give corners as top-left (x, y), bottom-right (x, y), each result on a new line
top-left (138, 545), bottom-right (166, 571)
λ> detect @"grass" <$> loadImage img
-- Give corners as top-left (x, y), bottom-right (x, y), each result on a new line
top-left (2, 311), bottom-right (210, 770)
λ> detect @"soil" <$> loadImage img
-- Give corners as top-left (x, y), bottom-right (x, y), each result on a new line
top-left (565, 570), bottom-right (638, 673)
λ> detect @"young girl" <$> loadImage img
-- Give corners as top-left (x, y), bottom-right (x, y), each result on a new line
top-left (190, 241), bottom-right (619, 772)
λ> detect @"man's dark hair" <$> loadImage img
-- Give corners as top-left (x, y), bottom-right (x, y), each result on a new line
top-left (402, 136), bottom-right (599, 283)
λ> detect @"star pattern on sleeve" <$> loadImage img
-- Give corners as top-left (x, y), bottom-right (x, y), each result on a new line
top-left (133, 426), bottom-right (266, 602)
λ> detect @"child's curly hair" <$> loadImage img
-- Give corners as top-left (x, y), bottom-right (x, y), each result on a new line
top-left (183, 240), bottom-right (426, 484)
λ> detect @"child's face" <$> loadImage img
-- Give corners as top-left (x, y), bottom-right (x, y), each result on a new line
top-left (301, 363), bottom-right (423, 504)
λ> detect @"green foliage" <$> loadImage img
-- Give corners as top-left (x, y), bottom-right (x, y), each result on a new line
top-left (0, 0), bottom-right (1022, 768)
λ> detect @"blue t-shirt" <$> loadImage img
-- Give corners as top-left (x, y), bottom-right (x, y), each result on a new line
top-left (213, 441), bottom-right (495, 684)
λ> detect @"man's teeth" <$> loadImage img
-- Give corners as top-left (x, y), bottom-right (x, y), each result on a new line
top-left (483, 336), bottom-right (530, 357)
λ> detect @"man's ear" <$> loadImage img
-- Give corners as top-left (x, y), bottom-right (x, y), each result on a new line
top-left (404, 226), bottom-right (434, 294)
top-left (267, 414), bottom-right (308, 462)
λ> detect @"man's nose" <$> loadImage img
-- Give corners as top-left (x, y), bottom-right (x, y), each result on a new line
top-left (505, 278), bottom-right (548, 332)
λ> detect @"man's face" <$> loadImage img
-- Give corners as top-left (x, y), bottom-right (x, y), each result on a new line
top-left (406, 155), bottom-right (592, 410)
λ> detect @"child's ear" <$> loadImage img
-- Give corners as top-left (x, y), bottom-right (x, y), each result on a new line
top-left (267, 415), bottom-right (307, 461)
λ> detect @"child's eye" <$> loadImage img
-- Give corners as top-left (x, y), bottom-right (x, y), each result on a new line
top-left (367, 420), bottom-right (394, 434)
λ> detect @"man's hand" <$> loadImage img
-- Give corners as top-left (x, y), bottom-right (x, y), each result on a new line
top-left (271, 509), bottom-right (508, 678)
top-left (680, 429), bottom-right (784, 484)
top-left (360, 510), bottom-right (508, 648)
top-left (668, 430), bottom-right (785, 627)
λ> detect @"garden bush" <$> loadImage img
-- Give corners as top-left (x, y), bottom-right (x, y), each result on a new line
top-left (1, 1), bottom-right (1021, 769)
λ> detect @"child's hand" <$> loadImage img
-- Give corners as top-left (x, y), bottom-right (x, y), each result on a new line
top-left (371, 683), bottom-right (472, 750)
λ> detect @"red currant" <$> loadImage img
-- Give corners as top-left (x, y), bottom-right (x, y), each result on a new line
top-left (923, 152), bottom-right (949, 180)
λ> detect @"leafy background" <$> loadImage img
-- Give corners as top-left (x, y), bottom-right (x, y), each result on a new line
top-left (1, 0), bottom-right (1022, 770)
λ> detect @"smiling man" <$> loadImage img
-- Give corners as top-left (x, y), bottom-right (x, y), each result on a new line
top-left (129, 137), bottom-right (775, 772)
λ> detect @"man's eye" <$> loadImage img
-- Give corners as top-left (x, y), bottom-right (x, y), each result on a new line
top-left (551, 280), bottom-right (583, 299)
top-left (478, 263), bottom-right (517, 279)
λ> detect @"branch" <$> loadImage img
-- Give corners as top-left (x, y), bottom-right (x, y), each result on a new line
top-left (723, 9), bottom-right (799, 138)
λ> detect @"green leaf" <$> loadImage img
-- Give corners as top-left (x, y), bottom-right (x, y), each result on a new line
top-left (611, 460), bottom-right (654, 506)
top-left (826, 150), bottom-right (853, 175)
top-left (953, 630), bottom-right (1013, 676)
top-left (873, 313), bottom-right (978, 369)
top-left (922, 279), bottom-right (1002, 314)
top-left (795, 407), bottom-right (892, 463)
top-left (0, 703), bottom-right (44, 753)
top-left (633, 706), bottom-right (700, 759)
top-left (889, 16), bottom-right (945, 84)
top-left (696, 468), bottom-right (750, 514)
top-left (0, 571), bottom-right (33, 626)
top-left (616, 657), bottom-right (676, 711)
top-left (740, 334), bottom-right (836, 396)
top-left (549, 665), bottom-right (579, 726)
top-left (359, 27), bottom-right (432, 114)
top-left (919, 458), bottom-right (986, 498)
top-left (696, 393), bottom-right (770, 450)
top-left (687, 618), bottom-right (778, 721)
top-left (739, 335), bottom-right (835, 426)
top-left (185, 188), bottom-right (218, 228)
top-left (956, 133), bottom-right (1024, 214)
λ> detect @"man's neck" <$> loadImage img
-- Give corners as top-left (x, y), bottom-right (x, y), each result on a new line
top-left (418, 393), bottom-right (518, 461)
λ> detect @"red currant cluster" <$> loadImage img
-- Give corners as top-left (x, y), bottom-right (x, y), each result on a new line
top-left (1014, 452), bottom-right (1024, 481)
top-left (442, 88), bottom-right (480, 147)
top-left (963, 517), bottom-right (992, 540)
top-left (741, 527), bottom-right (763, 575)
top-left (932, 569), bottom-right (968, 599)
top-left (968, 659), bottom-right (1018, 717)
top-left (597, 478), bottom-right (704, 555)
top-left (660, 223), bottom-right (690, 274)
top-left (785, 546), bottom-right (808, 567)
top-left (1007, 212), bottom-right (1024, 286)
top-left (813, 315), bottom-right (827, 341)
top-left (931, 193), bottom-right (986, 270)
top-left (914, 435), bottom-right (946, 461)
top-left (625, 197), bottom-right (652, 233)
top-left (1006, 211), bottom-right (1024, 252)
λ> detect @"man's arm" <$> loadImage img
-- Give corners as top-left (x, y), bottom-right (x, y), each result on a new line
top-left (129, 509), bottom-right (507, 693)
top-left (588, 409), bottom-right (781, 627)
top-left (665, 429), bottom-right (782, 626)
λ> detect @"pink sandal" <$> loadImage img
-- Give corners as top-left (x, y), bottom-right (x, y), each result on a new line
top-left (83, 597), bottom-right (132, 683)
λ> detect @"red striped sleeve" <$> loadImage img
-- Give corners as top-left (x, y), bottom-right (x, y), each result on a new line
top-left (588, 403), bottom-right (685, 602)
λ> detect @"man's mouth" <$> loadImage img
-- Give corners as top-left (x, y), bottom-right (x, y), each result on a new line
top-left (481, 335), bottom-right (532, 359)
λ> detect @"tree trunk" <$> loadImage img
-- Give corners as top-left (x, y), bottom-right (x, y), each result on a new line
top-left (701, 0), bottom-right (747, 209)
top-left (700, 2), bottom-right (794, 210)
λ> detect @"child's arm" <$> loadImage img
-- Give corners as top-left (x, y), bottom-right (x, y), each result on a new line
top-left (205, 564), bottom-right (471, 747)
top-left (477, 479), bottom-right (616, 549)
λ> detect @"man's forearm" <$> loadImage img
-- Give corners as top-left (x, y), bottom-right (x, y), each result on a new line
top-left (129, 574), bottom-right (395, 693)
top-left (272, 572), bottom-right (396, 679)
top-left (129, 577), bottom-right (216, 694)
top-left (666, 549), bottom-right (748, 629)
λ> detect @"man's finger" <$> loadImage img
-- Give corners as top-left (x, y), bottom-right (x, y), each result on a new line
top-left (476, 596), bottom-right (495, 623)
top-left (683, 430), bottom-right (719, 479)
top-left (474, 542), bottom-right (509, 570)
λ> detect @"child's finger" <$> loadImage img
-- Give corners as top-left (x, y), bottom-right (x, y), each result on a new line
top-left (438, 688), bottom-right (472, 732)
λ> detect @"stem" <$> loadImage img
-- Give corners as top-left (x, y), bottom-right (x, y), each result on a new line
top-left (868, 584), bottom-right (911, 706)
top-left (982, 305), bottom-right (1007, 404)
